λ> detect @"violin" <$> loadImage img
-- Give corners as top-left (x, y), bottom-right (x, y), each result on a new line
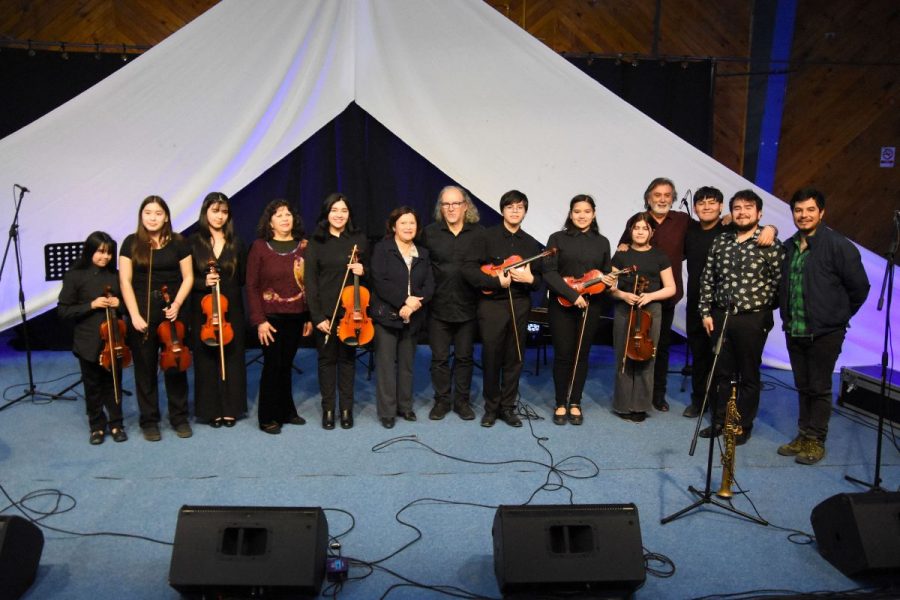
top-left (99, 285), bottom-right (132, 374)
top-left (558, 265), bottom-right (637, 307)
top-left (200, 261), bottom-right (234, 347)
top-left (337, 246), bottom-right (374, 347)
top-left (480, 247), bottom-right (557, 295)
top-left (622, 276), bottom-right (655, 369)
top-left (157, 285), bottom-right (192, 373)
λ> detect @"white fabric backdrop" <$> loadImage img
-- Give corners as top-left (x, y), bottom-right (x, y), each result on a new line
top-left (0, 0), bottom-right (892, 370)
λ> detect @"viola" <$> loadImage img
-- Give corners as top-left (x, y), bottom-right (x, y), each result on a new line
top-left (623, 276), bottom-right (655, 367)
top-left (99, 286), bottom-right (132, 373)
top-left (337, 246), bottom-right (374, 347)
top-left (200, 261), bottom-right (234, 348)
top-left (480, 247), bottom-right (557, 295)
top-left (157, 285), bottom-right (192, 373)
top-left (558, 265), bottom-right (637, 307)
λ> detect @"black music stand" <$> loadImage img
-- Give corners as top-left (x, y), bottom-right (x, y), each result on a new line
top-left (0, 191), bottom-right (78, 412)
top-left (661, 307), bottom-right (768, 526)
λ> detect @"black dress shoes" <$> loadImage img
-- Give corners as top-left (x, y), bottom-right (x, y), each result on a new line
top-left (499, 409), bottom-right (522, 428)
top-left (699, 424), bottom-right (723, 438)
top-left (567, 405), bottom-right (584, 426)
top-left (380, 417), bottom-right (395, 429)
top-left (287, 415), bottom-right (306, 425)
top-left (453, 402), bottom-right (476, 420)
top-left (481, 412), bottom-right (497, 427)
top-left (340, 410), bottom-right (353, 429)
top-left (398, 410), bottom-right (417, 422)
top-left (322, 410), bottom-right (335, 430)
top-left (552, 407), bottom-right (567, 426)
top-left (652, 398), bottom-right (670, 412)
top-left (682, 404), bottom-right (703, 418)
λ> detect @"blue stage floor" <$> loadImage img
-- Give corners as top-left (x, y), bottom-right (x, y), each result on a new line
top-left (1, 340), bottom-right (898, 599)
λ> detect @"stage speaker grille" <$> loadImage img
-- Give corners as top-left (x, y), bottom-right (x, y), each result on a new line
top-left (0, 515), bottom-right (44, 600)
top-left (492, 503), bottom-right (645, 596)
top-left (168, 505), bottom-right (328, 598)
top-left (810, 492), bottom-right (900, 578)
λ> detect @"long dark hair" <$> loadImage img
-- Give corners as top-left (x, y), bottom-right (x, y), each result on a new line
top-left (194, 192), bottom-right (237, 277)
top-left (71, 231), bottom-right (117, 273)
top-left (384, 206), bottom-right (420, 239)
top-left (130, 195), bottom-right (180, 268)
top-left (256, 199), bottom-right (305, 241)
top-left (625, 211), bottom-right (656, 244)
top-left (312, 193), bottom-right (359, 242)
top-left (563, 194), bottom-right (599, 233)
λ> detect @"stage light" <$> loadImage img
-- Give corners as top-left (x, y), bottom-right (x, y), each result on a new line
top-left (60, 43), bottom-right (68, 60)
top-left (121, 44), bottom-right (128, 62)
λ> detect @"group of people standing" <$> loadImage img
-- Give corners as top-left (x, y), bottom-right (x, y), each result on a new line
top-left (58, 180), bottom-right (869, 466)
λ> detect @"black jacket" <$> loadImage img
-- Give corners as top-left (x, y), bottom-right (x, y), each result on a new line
top-left (57, 267), bottom-right (122, 362)
top-left (778, 226), bottom-right (870, 336)
top-left (370, 239), bottom-right (435, 333)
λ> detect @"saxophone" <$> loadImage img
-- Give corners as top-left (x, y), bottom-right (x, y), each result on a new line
top-left (716, 384), bottom-right (742, 499)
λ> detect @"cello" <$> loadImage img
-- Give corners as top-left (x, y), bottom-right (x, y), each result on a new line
top-left (336, 246), bottom-right (374, 347)
top-left (200, 260), bottom-right (234, 380)
top-left (621, 275), bottom-right (655, 373)
top-left (157, 285), bottom-right (192, 373)
top-left (99, 285), bottom-right (131, 405)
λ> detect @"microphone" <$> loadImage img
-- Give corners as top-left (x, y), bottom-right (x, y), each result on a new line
top-left (14, 184), bottom-right (29, 193)
top-left (679, 189), bottom-right (692, 213)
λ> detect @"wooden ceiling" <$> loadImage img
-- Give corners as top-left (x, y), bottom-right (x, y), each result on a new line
top-left (2, 0), bottom-right (897, 252)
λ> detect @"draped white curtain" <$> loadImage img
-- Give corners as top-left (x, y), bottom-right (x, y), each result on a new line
top-left (0, 0), bottom-right (891, 369)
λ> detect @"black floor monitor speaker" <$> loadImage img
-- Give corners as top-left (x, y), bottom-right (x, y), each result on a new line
top-left (0, 516), bottom-right (44, 600)
top-left (492, 504), bottom-right (645, 597)
top-left (168, 505), bottom-right (328, 598)
top-left (810, 492), bottom-right (900, 578)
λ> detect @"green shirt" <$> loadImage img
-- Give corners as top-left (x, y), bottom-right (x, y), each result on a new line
top-left (788, 237), bottom-right (811, 337)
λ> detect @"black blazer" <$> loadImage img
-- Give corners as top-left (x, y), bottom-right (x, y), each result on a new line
top-left (370, 238), bottom-right (434, 334)
top-left (57, 267), bottom-right (122, 362)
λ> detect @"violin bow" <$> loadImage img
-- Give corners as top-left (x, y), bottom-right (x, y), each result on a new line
top-left (507, 286), bottom-right (523, 363)
top-left (209, 260), bottom-right (226, 381)
top-left (621, 275), bottom-right (640, 374)
top-left (565, 302), bottom-right (590, 404)
top-left (143, 242), bottom-right (154, 341)
top-left (324, 244), bottom-right (357, 346)
top-left (103, 290), bottom-right (121, 405)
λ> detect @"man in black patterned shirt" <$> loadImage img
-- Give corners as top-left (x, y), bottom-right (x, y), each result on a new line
top-left (697, 190), bottom-right (785, 444)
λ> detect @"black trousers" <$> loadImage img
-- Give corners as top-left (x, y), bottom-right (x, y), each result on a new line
top-left (686, 309), bottom-right (714, 408)
top-left (315, 331), bottom-right (357, 412)
top-left (428, 317), bottom-right (476, 408)
top-left (374, 322), bottom-right (416, 418)
top-left (78, 357), bottom-right (123, 432)
top-left (709, 308), bottom-right (773, 432)
top-left (258, 313), bottom-right (305, 425)
top-left (478, 295), bottom-right (530, 414)
top-left (548, 298), bottom-right (605, 406)
top-left (127, 325), bottom-right (189, 429)
top-left (652, 303), bottom-right (675, 404)
top-left (786, 329), bottom-right (845, 441)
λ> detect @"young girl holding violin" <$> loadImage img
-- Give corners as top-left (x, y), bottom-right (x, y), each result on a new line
top-left (58, 231), bottom-right (128, 445)
top-left (543, 195), bottom-right (614, 426)
top-left (246, 199), bottom-right (312, 435)
top-left (189, 192), bottom-right (247, 428)
top-left (305, 193), bottom-right (369, 430)
top-left (119, 195), bottom-right (194, 441)
top-left (609, 212), bottom-right (676, 422)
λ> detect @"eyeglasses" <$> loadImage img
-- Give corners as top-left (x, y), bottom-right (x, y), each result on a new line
top-left (441, 201), bottom-right (465, 209)
top-left (504, 205), bottom-right (526, 213)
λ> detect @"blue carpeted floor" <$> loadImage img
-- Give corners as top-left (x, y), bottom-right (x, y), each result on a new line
top-left (1, 339), bottom-right (898, 599)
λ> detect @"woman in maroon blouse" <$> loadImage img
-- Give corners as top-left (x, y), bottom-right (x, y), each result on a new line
top-left (246, 199), bottom-right (313, 434)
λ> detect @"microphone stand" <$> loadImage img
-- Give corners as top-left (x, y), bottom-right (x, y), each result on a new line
top-left (661, 305), bottom-right (767, 525)
top-left (845, 209), bottom-right (898, 491)
top-left (0, 186), bottom-right (77, 412)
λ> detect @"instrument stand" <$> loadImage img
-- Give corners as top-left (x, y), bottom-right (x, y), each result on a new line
top-left (0, 186), bottom-right (77, 412)
top-left (846, 209), bottom-right (898, 492)
top-left (661, 308), bottom-right (767, 526)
